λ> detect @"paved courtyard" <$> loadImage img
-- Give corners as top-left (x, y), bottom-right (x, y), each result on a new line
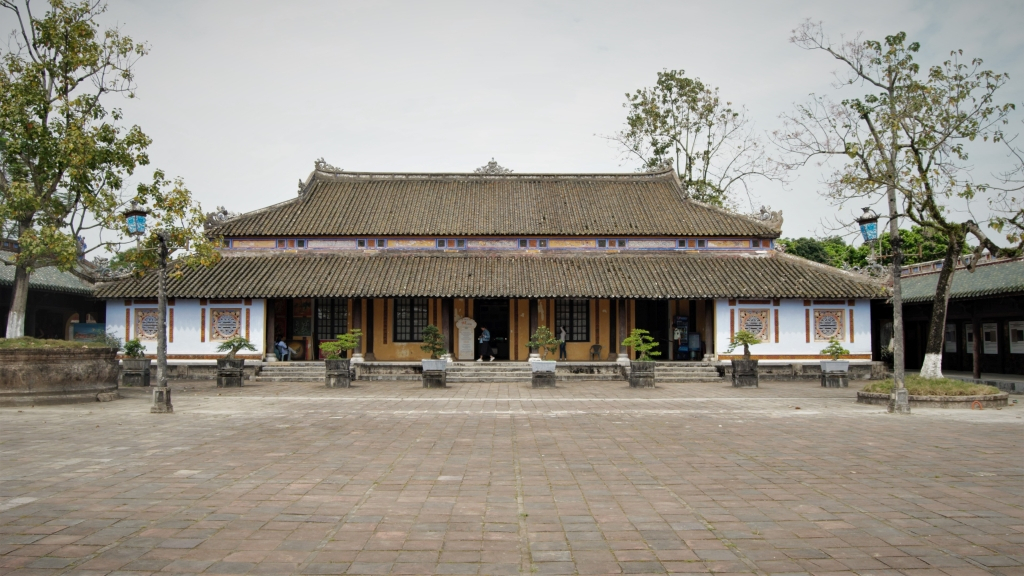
top-left (1, 379), bottom-right (1021, 576)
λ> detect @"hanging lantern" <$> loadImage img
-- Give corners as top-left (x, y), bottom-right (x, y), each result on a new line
top-left (124, 201), bottom-right (149, 238)
top-left (856, 207), bottom-right (879, 243)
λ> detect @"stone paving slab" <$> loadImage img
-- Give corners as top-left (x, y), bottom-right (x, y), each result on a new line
top-left (1, 379), bottom-right (1021, 575)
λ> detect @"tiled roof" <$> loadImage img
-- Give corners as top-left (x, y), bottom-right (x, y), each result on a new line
top-left (901, 258), bottom-right (1024, 303)
top-left (94, 251), bottom-right (886, 300)
top-left (0, 252), bottom-right (94, 295)
top-left (211, 167), bottom-right (780, 238)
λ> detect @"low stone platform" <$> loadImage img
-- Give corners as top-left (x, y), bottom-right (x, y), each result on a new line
top-left (857, 390), bottom-right (1010, 408)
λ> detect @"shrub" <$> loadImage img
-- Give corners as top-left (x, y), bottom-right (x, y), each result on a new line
top-left (726, 330), bottom-right (761, 360)
top-left (862, 376), bottom-right (1000, 396)
top-left (622, 328), bottom-right (661, 361)
top-left (123, 339), bottom-right (146, 358)
top-left (319, 329), bottom-right (363, 360)
top-left (820, 337), bottom-right (850, 360)
top-left (420, 325), bottom-right (446, 359)
top-left (526, 326), bottom-right (561, 360)
top-left (216, 336), bottom-right (257, 359)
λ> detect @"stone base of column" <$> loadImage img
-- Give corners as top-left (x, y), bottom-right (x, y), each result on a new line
top-left (888, 388), bottom-right (911, 414)
top-left (150, 387), bottom-right (173, 414)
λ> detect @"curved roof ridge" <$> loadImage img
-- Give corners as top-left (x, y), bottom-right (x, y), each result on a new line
top-left (311, 166), bottom-right (677, 181)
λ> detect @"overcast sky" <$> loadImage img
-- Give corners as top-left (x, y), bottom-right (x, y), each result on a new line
top-left (7, 0), bottom-right (1024, 241)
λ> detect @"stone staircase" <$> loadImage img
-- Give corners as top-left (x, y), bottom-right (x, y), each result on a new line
top-left (654, 362), bottom-right (724, 383)
top-left (445, 362), bottom-right (532, 384)
top-left (252, 361), bottom-right (325, 383)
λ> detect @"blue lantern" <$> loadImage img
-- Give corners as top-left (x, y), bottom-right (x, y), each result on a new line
top-left (856, 207), bottom-right (879, 243)
top-left (124, 202), bottom-right (149, 238)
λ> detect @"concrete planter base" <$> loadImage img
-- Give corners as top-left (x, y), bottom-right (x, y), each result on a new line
top-left (422, 370), bottom-right (447, 388)
top-left (216, 358), bottom-right (245, 388)
top-left (151, 386), bottom-right (173, 413)
top-left (532, 372), bottom-right (556, 388)
top-left (629, 361), bottom-right (656, 388)
top-left (0, 348), bottom-right (119, 406)
top-left (857, 391), bottom-right (1009, 408)
top-left (731, 359), bottom-right (759, 388)
top-left (121, 358), bottom-right (152, 387)
top-left (325, 359), bottom-right (351, 388)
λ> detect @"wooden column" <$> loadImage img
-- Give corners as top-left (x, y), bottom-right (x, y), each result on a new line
top-left (311, 298), bottom-right (319, 360)
top-left (705, 299), bottom-right (714, 355)
top-left (618, 300), bottom-right (628, 357)
top-left (442, 298), bottom-right (453, 354)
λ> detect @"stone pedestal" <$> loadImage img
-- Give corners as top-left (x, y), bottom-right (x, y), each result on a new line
top-left (731, 359), bottom-right (759, 388)
top-left (216, 358), bottom-right (245, 387)
top-left (325, 359), bottom-right (351, 388)
top-left (888, 387), bottom-right (911, 414)
top-left (150, 386), bottom-right (173, 413)
top-left (629, 361), bottom-right (655, 388)
top-left (532, 372), bottom-right (556, 388)
top-left (422, 370), bottom-right (446, 388)
top-left (820, 371), bottom-right (849, 388)
top-left (121, 359), bottom-right (151, 387)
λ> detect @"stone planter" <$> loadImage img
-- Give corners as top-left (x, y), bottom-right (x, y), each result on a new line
top-left (0, 347), bottom-right (119, 406)
top-left (731, 359), bottom-right (759, 388)
top-left (216, 358), bottom-right (245, 388)
top-left (325, 359), bottom-right (351, 388)
top-left (857, 391), bottom-right (1009, 408)
top-left (531, 360), bottom-right (557, 388)
top-left (121, 358), bottom-right (152, 387)
top-left (820, 360), bottom-right (850, 388)
top-left (629, 361), bottom-right (656, 388)
top-left (421, 359), bottom-right (446, 388)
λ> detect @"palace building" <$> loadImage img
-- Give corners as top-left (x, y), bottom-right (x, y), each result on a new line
top-left (95, 162), bottom-right (887, 364)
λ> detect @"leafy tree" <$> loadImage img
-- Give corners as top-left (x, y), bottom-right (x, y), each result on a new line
top-left (726, 330), bottom-right (761, 361)
top-left (526, 326), bottom-right (560, 360)
top-left (0, 0), bottom-right (166, 337)
top-left (776, 22), bottom-right (1020, 382)
top-left (610, 69), bottom-right (785, 209)
top-left (216, 336), bottom-right (256, 359)
top-left (778, 237), bottom-right (831, 264)
top-left (319, 329), bottom-right (363, 360)
top-left (779, 226), bottom-right (967, 269)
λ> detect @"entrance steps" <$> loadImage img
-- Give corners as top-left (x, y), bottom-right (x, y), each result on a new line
top-left (654, 362), bottom-right (724, 383)
top-left (252, 361), bottom-right (324, 383)
top-left (446, 362), bottom-right (532, 384)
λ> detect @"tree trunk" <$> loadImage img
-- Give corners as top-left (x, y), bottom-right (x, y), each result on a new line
top-left (886, 185), bottom-right (910, 413)
top-left (5, 264), bottom-right (30, 338)
top-left (156, 240), bottom-right (168, 388)
top-left (972, 315), bottom-right (981, 380)
top-left (920, 232), bottom-right (964, 379)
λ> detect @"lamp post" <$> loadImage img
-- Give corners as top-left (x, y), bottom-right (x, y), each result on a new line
top-left (858, 202), bottom-right (909, 414)
top-left (124, 203), bottom-right (172, 414)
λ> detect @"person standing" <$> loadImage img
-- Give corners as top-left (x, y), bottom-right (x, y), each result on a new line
top-left (558, 326), bottom-right (568, 360)
top-left (477, 325), bottom-right (493, 362)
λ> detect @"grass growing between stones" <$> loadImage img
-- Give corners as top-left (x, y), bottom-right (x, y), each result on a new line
top-left (0, 337), bottom-right (115, 349)
top-left (863, 375), bottom-right (1001, 396)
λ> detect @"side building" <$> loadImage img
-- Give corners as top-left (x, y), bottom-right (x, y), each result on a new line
top-left (94, 165), bottom-right (887, 365)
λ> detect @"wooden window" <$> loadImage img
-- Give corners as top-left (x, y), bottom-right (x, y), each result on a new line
top-left (456, 239), bottom-right (466, 249)
top-left (317, 298), bottom-right (348, 341)
top-left (519, 239), bottom-right (528, 248)
top-left (597, 239), bottom-right (607, 248)
top-left (437, 239), bottom-right (446, 248)
top-left (697, 239), bottom-right (706, 248)
top-left (296, 239), bottom-right (306, 248)
top-left (357, 239), bottom-right (366, 248)
top-left (538, 239), bottom-right (547, 248)
top-left (375, 238), bottom-right (386, 248)
top-left (276, 239), bottom-right (286, 248)
top-left (616, 239), bottom-right (626, 247)
top-left (393, 298), bottom-right (428, 342)
top-left (555, 299), bottom-right (590, 342)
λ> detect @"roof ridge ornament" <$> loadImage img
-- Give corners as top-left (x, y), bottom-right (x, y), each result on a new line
top-left (752, 205), bottom-right (784, 232)
top-left (473, 158), bottom-right (512, 175)
top-left (314, 158), bottom-right (343, 173)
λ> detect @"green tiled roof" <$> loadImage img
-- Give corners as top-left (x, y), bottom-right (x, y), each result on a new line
top-left (901, 258), bottom-right (1024, 303)
top-left (0, 252), bottom-right (94, 295)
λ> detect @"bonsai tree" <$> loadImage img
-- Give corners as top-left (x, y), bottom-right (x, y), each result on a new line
top-left (216, 336), bottom-right (257, 359)
top-left (526, 326), bottom-right (561, 360)
top-left (420, 325), bottom-right (446, 359)
top-left (726, 330), bottom-right (761, 360)
top-left (123, 339), bottom-right (146, 359)
top-left (622, 328), bottom-right (661, 361)
top-left (319, 329), bottom-right (363, 360)
top-left (821, 338), bottom-right (850, 361)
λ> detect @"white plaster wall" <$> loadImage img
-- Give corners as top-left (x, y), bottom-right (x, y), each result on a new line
top-left (105, 299), bottom-right (266, 358)
top-left (715, 298), bottom-right (872, 359)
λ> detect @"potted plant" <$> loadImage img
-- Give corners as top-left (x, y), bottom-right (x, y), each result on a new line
top-left (120, 338), bottom-right (151, 387)
top-left (621, 328), bottom-right (660, 388)
top-left (726, 330), bottom-right (761, 387)
top-left (419, 325), bottom-right (447, 388)
top-left (319, 329), bottom-right (362, 388)
top-left (216, 336), bottom-right (256, 387)
top-left (820, 337), bottom-right (851, 388)
top-left (526, 326), bottom-right (561, 387)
